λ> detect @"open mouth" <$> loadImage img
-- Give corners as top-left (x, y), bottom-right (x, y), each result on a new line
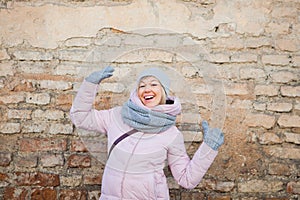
top-left (144, 95), bottom-right (154, 100)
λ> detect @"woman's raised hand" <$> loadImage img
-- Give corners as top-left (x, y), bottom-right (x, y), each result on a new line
top-left (85, 66), bottom-right (114, 84)
top-left (201, 120), bottom-right (224, 151)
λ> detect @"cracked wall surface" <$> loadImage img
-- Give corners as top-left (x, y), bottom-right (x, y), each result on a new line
top-left (0, 0), bottom-right (299, 199)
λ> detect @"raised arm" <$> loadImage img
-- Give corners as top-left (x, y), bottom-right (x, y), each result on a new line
top-left (167, 121), bottom-right (224, 189)
top-left (70, 66), bottom-right (114, 133)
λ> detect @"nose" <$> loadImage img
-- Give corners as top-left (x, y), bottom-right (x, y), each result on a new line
top-left (144, 84), bottom-right (151, 92)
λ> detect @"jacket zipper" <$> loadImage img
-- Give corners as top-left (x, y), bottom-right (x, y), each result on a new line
top-left (120, 133), bottom-right (144, 198)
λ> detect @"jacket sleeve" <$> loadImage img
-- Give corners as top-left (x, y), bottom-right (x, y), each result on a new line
top-left (167, 132), bottom-right (218, 189)
top-left (70, 80), bottom-right (110, 134)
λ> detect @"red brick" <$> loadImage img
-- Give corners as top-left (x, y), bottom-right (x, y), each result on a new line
top-left (22, 73), bottom-right (73, 82)
top-left (59, 189), bottom-right (87, 200)
top-left (67, 154), bottom-right (91, 168)
top-left (56, 93), bottom-right (73, 105)
top-left (55, 93), bottom-right (73, 110)
top-left (0, 173), bottom-right (8, 181)
top-left (207, 195), bottom-right (231, 200)
top-left (15, 172), bottom-right (60, 187)
top-left (71, 140), bottom-right (88, 152)
top-left (287, 181), bottom-right (300, 194)
top-left (13, 80), bottom-right (35, 92)
top-left (31, 188), bottom-right (57, 200)
top-left (4, 187), bottom-right (28, 200)
top-left (83, 173), bottom-right (102, 185)
top-left (19, 138), bottom-right (67, 152)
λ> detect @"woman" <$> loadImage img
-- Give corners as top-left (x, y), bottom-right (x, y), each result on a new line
top-left (70, 66), bottom-right (224, 200)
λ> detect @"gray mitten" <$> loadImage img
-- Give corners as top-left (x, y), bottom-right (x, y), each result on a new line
top-left (202, 120), bottom-right (224, 151)
top-left (85, 66), bottom-right (114, 84)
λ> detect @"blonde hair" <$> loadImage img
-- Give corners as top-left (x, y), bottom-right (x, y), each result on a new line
top-left (160, 87), bottom-right (167, 105)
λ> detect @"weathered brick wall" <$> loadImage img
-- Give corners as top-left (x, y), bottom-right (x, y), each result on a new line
top-left (0, 0), bottom-right (299, 199)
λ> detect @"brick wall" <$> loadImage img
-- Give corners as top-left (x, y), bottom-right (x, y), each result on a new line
top-left (0, 0), bottom-right (299, 199)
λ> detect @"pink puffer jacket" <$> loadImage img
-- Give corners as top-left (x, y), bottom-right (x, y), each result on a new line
top-left (70, 80), bottom-right (218, 200)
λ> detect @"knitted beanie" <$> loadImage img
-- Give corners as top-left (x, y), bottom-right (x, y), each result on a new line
top-left (137, 68), bottom-right (170, 95)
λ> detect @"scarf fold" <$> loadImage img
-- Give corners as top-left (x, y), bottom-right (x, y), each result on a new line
top-left (121, 99), bottom-right (177, 133)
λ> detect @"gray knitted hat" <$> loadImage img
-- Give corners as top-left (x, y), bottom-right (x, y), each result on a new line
top-left (137, 68), bottom-right (170, 95)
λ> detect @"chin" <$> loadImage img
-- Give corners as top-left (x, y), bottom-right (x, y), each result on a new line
top-left (143, 102), bottom-right (156, 108)
top-left (145, 104), bottom-right (154, 108)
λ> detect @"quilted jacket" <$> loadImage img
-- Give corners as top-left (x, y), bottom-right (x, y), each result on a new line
top-left (70, 80), bottom-right (218, 200)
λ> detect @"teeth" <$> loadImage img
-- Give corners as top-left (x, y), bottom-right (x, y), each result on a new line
top-left (144, 95), bottom-right (154, 100)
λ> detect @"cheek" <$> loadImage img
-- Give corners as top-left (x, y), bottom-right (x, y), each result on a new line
top-left (137, 89), bottom-right (143, 99)
top-left (156, 87), bottom-right (163, 96)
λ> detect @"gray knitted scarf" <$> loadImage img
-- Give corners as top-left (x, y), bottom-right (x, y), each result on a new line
top-left (121, 99), bottom-right (176, 133)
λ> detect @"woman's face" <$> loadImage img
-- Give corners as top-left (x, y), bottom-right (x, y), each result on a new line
top-left (138, 76), bottom-right (165, 108)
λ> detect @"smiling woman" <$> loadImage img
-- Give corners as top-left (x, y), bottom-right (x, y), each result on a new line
top-left (70, 66), bottom-right (224, 200)
top-left (138, 76), bottom-right (166, 108)
top-left (137, 68), bottom-right (171, 108)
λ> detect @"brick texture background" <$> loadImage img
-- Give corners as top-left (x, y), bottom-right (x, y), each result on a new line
top-left (0, 0), bottom-right (299, 199)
